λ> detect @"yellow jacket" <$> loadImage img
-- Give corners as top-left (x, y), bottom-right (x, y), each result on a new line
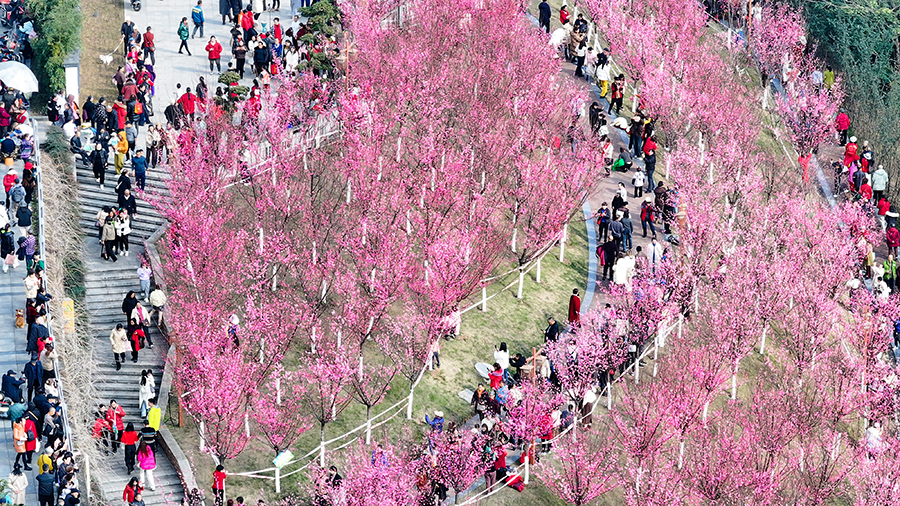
top-left (148, 406), bottom-right (161, 431)
top-left (116, 131), bottom-right (128, 154)
top-left (37, 453), bottom-right (53, 473)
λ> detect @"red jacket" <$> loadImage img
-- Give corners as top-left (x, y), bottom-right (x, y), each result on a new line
top-left (860, 183), bottom-right (873, 200)
top-left (178, 92), bottom-right (198, 114)
top-left (113, 102), bottom-right (128, 128)
top-left (836, 112), bottom-right (849, 130)
top-left (879, 199), bottom-right (890, 216)
top-left (887, 227), bottom-right (900, 248)
top-left (273, 23), bottom-right (282, 42)
top-left (213, 470), bottom-right (226, 490)
top-left (123, 483), bottom-right (143, 503)
top-left (3, 173), bottom-right (15, 194)
top-left (24, 419), bottom-right (37, 452)
top-left (240, 11), bottom-right (253, 31)
top-left (142, 32), bottom-right (155, 50)
top-left (106, 405), bottom-right (125, 431)
top-left (206, 41), bottom-right (223, 60)
top-left (92, 417), bottom-right (110, 439)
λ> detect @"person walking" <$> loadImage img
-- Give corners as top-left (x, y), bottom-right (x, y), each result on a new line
top-left (212, 465), bottom-right (227, 506)
top-left (621, 210), bottom-right (634, 251)
top-left (206, 36), bottom-right (223, 73)
top-left (493, 342), bottom-right (510, 383)
top-left (122, 422), bottom-right (140, 474)
top-left (90, 143), bottom-right (107, 189)
top-left (178, 18), bottom-right (192, 55)
top-left (137, 441), bottom-right (157, 490)
top-left (538, 0), bottom-right (551, 32)
top-left (233, 37), bottom-right (248, 79)
top-left (13, 415), bottom-right (36, 469)
top-left (101, 214), bottom-right (118, 262)
top-left (129, 318), bottom-right (145, 362)
top-left (137, 262), bottom-right (152, 301)
top-left (872, 164), bottom-right (889, 203)
top-left (139, 369), bottom-right (155, 417)
top-left (836, 110), bottom-right (849, 146)
top-left (36, 464), bottom-right (55, 506)
top-left (142, 26), bottom-right (156, 65)
top-left (1, 223), bottom-right (14, 272)
top-left (114, 131), bottom-right (128, 175)
top-left (123, 477), bottom-right (143, 504)
top-left (644, 149), bottom-right (657, 192)
top-left (110, 323), bottom-right (129, 370)
top-left (640, 196), bottom-right (656, 238)
top-left (608, 75), bottom-right (625, 115)
top-left (191, 0), bottom-right (205, 39)
top-left (24, 353), bottom-right (42, 403)
top-left (7, 463), bottom-right (27, 506)
top-left (632, 167), bottom-right (645, 198)
top-left (132, 149), bottom-right (148, 190)
top-left (115, 209), bottom-right (132, 257)
top-left (567, 289), bottom-right (581, 327)
top-left (106, 400), bottom-right (126, 453)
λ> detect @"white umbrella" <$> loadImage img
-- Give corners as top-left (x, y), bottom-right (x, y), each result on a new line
top-left (0, 62), bottom-right (38, 94)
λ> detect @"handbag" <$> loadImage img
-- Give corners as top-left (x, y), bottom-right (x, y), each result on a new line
top-left (4, 253), bottom-right (14, 266)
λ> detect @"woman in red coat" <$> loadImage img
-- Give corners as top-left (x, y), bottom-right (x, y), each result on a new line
top-left (205, 36), bottom-right (223, 73)
top-left (22, 417), bottom-right (37, 469)
top-left (123, 477), bottom-right (143, 503)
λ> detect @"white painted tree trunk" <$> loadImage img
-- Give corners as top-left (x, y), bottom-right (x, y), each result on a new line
top-left (559, 224), bottom-right (568, 262)
top-left (516, 268), bottom-right (525, 299)
top-left (406, 388), bottom-right (414, 419)
top-left (275, 378), bottom-right (281, 405)
top-left (678, 441), bottom-right (685, 469)
top-left (536, 258), bottom-right (542, 283)
top-left (481, 287), bottom-right (488, 312)
top-left (760, 326), bottom-right (767, 354)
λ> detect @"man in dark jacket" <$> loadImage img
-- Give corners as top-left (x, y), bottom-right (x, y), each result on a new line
top-left (2, 369), bottom-right (24, 402)
top-left (27, 316), bottom-right (49, 354)
top-left (121, 21), bottom-right (135, 56)
top-left (644, 149), bottom-right (657, 192)
top-left (23, 354), bottom-right (42, 402)
top-left (118, 188), bottom-right (137, 217)
top-left (543, 317), bottom-right (559, 343)
top-left (538, 0), bottom-right (551, 32)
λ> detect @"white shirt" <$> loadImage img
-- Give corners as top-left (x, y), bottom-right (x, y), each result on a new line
top-left (648, 242), bottom-right (664, 265)
top-left (493, 349), bottom-right (510, 370)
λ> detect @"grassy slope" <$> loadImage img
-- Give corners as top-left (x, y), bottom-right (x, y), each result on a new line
top-left (168, 218), bottom-right (590, 502)
top-left (81, 0), bottom-right (123, 101)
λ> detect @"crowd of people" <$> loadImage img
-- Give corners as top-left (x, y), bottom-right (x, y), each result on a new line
top-left (91, 281), bottom-right (168, 505)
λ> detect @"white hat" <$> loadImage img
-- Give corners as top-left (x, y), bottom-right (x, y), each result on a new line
top-left (850, 136), bottom-right (857, 143)
top-left (229, 314), bottom-right (239, 325)
top-left (645, 196), bottom-right (652, 202)
top-left (434, 410), bottom-right (444, 418)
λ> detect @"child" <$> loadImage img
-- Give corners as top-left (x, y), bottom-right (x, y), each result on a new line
top-left (631, 167), bottom-right (645, 198)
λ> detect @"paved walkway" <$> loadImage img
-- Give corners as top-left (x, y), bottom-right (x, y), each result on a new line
top-left (0, 250), bottom-right (38, 505)
top-left (125, 0), bottom-right (291, 107)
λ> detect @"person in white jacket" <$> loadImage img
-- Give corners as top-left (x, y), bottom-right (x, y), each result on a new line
top-left (7, 464), bottom-right (27, 505)
top-left (493, 342), bottom-right (510, 384)
top-left (138, 369), bottom-right (156, 418)
top-left (871, 164), bottom-right (889, 203)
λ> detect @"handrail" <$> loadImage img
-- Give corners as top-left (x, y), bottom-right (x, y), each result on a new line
top-left (31, 117), bottom-right (77, 474)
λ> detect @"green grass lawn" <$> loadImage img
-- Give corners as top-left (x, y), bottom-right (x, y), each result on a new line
top-left (167, 217), bottom-right (591, 503)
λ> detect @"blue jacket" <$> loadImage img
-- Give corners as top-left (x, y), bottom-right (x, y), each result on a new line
top-left (192, 5), bottom-right (204, 23)
top-left (538, 1), bottom-right (551, 23)
top-left (24, 360), bottom-right (42, 388)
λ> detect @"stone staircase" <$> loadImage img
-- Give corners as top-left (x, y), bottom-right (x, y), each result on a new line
top-left (75, 158), bottom-right (184, 506)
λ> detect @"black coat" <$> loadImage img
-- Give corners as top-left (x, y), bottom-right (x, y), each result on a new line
top-left (538, 1), bottom-right (551, 23)
top-left (1, 373), bottom-right (23, 400)
top-left (544, 322), bottom-right (560, 342)
top-left (118, 194), bottom-right (137, 216)
top-left (27, 323), bottom-right (49, 353)
top-left (0, 230), bottom-right (14, 257)
top-left (122, 294), bottom-right (138, 317)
